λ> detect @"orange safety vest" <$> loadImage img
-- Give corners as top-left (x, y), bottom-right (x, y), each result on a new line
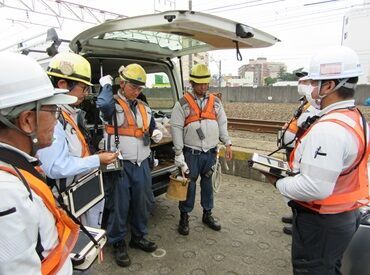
top-left (62, 111), bottom-right (90, 157)
top-left (286, 102), bottom-right (311, 134)
top-left (0, 166), bottom-right (79, 275)
top-left (105, 97), bottom-right (149, 137)
top-left (289, 108), bottom-right (370, 214)
top-left (183, 92), bottom-right (217, 127)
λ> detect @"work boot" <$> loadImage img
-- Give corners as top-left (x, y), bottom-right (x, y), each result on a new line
top-left (178, 212), bottom-right (189, 235)
top-left (283, 225), bottom-right (293, 235)
top-left (129, 236), bottom-right (157, 252)
top-left (202, 210), bottom-right (221, 231)
top-left (281, 215), bottom-right (293, 224)
top-left (113, 240), bottom-right (131, 267)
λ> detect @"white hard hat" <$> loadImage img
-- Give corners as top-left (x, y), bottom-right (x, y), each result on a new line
top-left (0, 52), bottom-right (76, 110)
top-left (308, 46), bottom-right (362, 80)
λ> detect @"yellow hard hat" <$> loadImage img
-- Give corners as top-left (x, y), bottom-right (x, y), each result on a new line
top-left (119, 64), bottom-right (146, 86)
top-left (47, 52), bottom-right (93, 86)
top-left (189, 64), bottom-right (211, 84)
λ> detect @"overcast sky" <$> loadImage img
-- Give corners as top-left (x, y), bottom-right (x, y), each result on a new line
top-left (0, 0), bottom-right (368, 75)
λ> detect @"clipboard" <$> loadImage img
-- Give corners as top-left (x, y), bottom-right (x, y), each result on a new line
top-left (248, 153), bottom-right (292, 178)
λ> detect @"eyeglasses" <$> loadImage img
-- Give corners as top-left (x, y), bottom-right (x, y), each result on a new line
top-left (74, 82), bottom-right (92, 94)
top-left (127, 82), bottom-right (143, 92)
top-left (40, 106), bottom-right (62, 119)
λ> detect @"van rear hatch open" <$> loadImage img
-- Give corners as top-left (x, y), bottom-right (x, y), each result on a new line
top-left (70, 10), bottom-right (279, 59)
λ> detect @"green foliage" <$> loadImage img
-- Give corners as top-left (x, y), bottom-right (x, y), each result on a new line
top-left (264, 76), bottom-right (277, 86)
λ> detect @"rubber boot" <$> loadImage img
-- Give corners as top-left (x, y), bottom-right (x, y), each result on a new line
top-left (113, 240), bottom-right (131, 267)
top-left (202, 210), bottom-right (221, 231)
top-left (178, 212), bottom-right (189, 235)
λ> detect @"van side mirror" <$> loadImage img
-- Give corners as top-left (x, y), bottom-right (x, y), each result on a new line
top-left (236, 24), bottom-right (254, 39)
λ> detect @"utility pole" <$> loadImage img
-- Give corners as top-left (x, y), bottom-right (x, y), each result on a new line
top-left (189, 0), bottom-right (192, 11)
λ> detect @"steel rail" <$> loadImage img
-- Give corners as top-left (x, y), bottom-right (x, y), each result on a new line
top-left (228, 118), bottom-right (285, 133)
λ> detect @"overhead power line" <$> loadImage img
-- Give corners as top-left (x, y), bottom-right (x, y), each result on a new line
top-left (201, 0), bottom-right (286, 13)
top-left (0, 0), bottom-right (127, 28)
top-left (202, 0), bottom-right (265, 12)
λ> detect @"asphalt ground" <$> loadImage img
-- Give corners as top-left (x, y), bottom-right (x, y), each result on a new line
top-left (90, 173), bottom-right (293, 275)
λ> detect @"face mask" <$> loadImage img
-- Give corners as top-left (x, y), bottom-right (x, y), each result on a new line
top-left (302, 84), bottom-right (321, 110)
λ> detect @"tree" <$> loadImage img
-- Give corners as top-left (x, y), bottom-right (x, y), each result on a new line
top-left (264, 76), bottom-right (277, 86)
top-left (277, 67), bottom-right (286, 79)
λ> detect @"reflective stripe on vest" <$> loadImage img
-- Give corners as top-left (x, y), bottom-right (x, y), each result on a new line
top-left (0, 166), bottom-right (79, 275)
top-left (289, 108), bottom-right (369, 214)
top-left (105, 97), bottom-right (149, 137)
top-left (183, 92), bottom-right (217, 127)
top-left (62, 111), bottom-right (90, 157)
top-left (287, 102), bottom-right (311, 134)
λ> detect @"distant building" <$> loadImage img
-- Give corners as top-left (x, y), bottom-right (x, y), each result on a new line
top-left (342, 2), bottom-right (370, 84)
top-left (238, 57), bottom-right (287, 86)
top-left (181, 52), bottom-right (209, 87)
top-left (222, 74), bottom-right (253, 87)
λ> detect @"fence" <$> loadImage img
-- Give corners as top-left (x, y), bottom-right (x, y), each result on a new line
top-left (144, 85), bottom-right (370, 106)
top-left (209, 85), bottom-right (370, 105)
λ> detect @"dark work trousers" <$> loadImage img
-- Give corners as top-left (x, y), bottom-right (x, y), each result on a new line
top-left (104, 159), bottom-right (154, 245)
top-left (291, 207), bottom-right (360, 275)
top-left (179, 147), bottom-right (217, 213)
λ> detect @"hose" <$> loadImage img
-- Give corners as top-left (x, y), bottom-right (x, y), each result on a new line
top-left (212, 146), bottom-right (228, 193)
top-left (212, 159), bottom-right (222, 193)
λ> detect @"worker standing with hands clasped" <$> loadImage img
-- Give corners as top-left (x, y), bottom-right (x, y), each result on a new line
top-left (267, 46), bottom-right (369, 275)
top-left (170, 64), bottom-right (233, 236)
top-left (37, 52), bottom-right (117, 228)
top-left (0, 53), bottom-right (79, 275)
top-left (97, 64), bottom-right (162, 268)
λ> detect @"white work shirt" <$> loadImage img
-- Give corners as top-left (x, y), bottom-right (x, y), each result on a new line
top-left (170, 91), bottom-right (231, 155)
top-left (37, 105), bottom-right (100, 186)
top-left (0, 143), bottom-right (72, 275)
top-left (277, 100), bottom-right (369, 204)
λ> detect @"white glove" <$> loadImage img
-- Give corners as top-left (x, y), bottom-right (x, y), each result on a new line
top-left (99, 75), bottom-right (113, 87)
top-left (151, 129), bottom-right (163, 143)
top-left (174, 153), bottom-right (189, 174)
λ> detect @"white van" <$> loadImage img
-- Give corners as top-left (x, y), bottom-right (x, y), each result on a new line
top-left (68, 9), bottom-right (279, 196)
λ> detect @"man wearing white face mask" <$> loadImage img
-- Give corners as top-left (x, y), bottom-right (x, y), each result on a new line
top-left (279, 70), bottom-right (319, 235)
top-left (279, 70), bottom-right (319, 161)
top-left (266, 46), bottom-right (369, 274)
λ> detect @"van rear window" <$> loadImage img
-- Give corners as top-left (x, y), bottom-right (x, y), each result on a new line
top-left (142, 71), bottom-right (175, 110)
top-left (101, 30), bottom-right (205, 52)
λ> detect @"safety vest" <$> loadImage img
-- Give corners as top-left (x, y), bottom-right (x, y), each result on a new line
top-left (105, 97), bottom-right (149, 137)
top-left (0, 166), bottom-right (79, 275)
top-left (286, 102), bottom-right (311, 134)
top-left (62, 111), bottom-right (90, 157)
top-left (183, 92), bottom-right (217, 127)
top-left (289, 108), bottom-right (370, 214)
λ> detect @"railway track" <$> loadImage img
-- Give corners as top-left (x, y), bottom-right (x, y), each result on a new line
top-left (228, 118), bottom-right (285, 133)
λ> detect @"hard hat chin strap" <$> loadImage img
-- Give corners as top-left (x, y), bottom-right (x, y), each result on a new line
top-left (31, 102), bottom-right (41, 156)
top-left (318, 78), bottom-right (355, 100)
top-left (333, 78), bottom-right (357, 90)
top-left (120, 82), bottom-right (127, 97)
top-left (0, 102), bottom-right (41, 156)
